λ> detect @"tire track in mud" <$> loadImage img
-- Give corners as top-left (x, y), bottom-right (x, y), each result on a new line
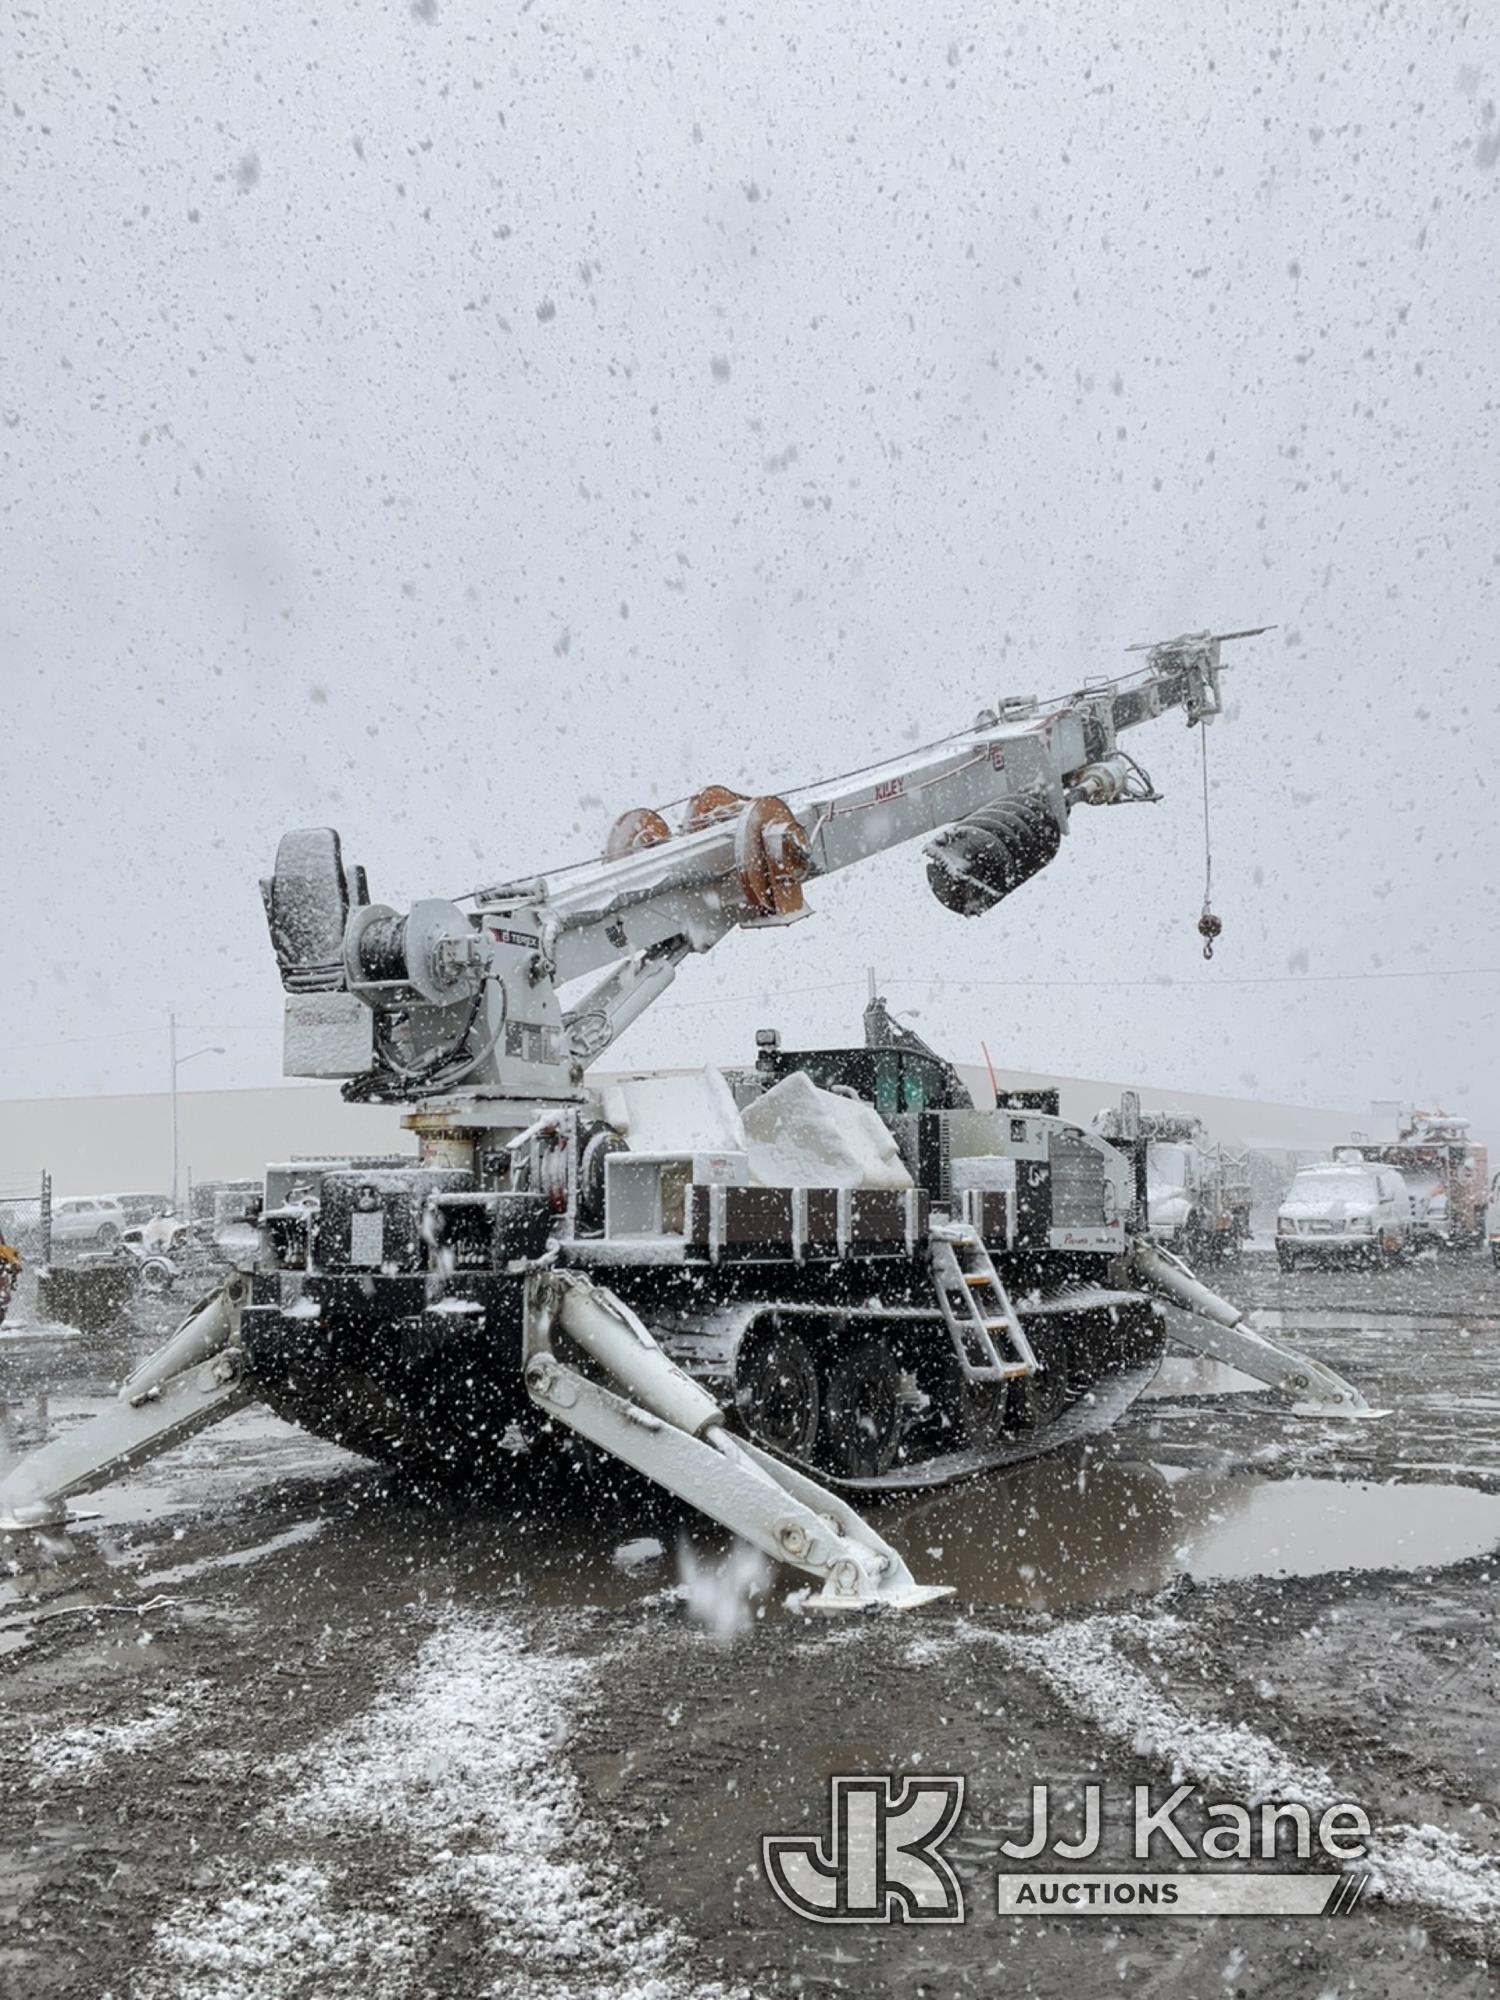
top-left (126, 1608), bottom-right (742, 2000)
top-left (929, 1611), bottom-right (1500, 1948)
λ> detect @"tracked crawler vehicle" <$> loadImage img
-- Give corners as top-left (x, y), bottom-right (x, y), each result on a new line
top-left (246, 1009), bottom-right (1174, 1499)
top-left (0, 632), bottom-right (1370, 1606)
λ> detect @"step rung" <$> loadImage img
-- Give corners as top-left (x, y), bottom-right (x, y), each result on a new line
top-left (954, 1359), bottom-right (1031, 1383)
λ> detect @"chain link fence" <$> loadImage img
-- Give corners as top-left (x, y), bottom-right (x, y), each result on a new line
top-left (0, 1179), bottom-right (49, 1262)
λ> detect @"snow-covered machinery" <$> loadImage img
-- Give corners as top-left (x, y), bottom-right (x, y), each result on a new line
top-left (1093, 1102), bottom-right (1252, 1264)
top-left (0, 1235), bottom-right (19, 1329)
top-left (0, 631), bottom-right (1371, 1605)
top-left (121, 1178), bottom-right (271, 1298)
top-left (1346, 1113), bottom-right (1490, 1251)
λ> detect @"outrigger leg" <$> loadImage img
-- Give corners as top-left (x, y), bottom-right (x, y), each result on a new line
top-left (525, 1270), bottom-right (951, 1610)
top-left (1125, 1238), bottom-right (1377, 1416)
top-left (0, 1279), bottom-right (256, 1529)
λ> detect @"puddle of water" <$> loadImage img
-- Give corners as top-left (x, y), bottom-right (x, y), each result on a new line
top-left (139, 1517), bottom-right (326, 1590)
top-left (1254, 1309), bottom-right (1500, 1334)
top-left (62, 1484), bottom-right (182, 1526)
top-left (0, 1507), bottom-right (329, 1656)
top-left (0, 1483), bottom-right (185, 1644)
top-left (876, 1455), bottom-right (1500, 1610)
top-left (504, 1532), bottom-right (725, 1615)
top-left (438, 1461), bottom-right (1500, 1621)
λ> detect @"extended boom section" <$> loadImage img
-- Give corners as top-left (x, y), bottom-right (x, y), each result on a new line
top-left (264, 630), bottom-right (1240, 1103)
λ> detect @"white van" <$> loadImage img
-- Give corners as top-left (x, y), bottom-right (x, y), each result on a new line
top-left (1276, 1161), bottom-right (1412, 1271)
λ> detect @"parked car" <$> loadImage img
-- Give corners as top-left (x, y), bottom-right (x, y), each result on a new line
top-left (25, 1195), bottom-right (128, 1255)
top-left (102, 1191), bottom-right (171, 1229)
top-left (1276, 1162), bottom-right (1412, 1271)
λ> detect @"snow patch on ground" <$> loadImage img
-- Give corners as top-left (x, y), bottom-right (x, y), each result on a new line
top-left (137, 1612), bottom-right (740, 2000)
top-left (963, 1613), bottom-right (1500, 1939)
top-left (134, 1862), bottom-right (414, 2000)
top-left (142, 1517), bottom-right (327, 1590)
top-left (29, 1688), bottom-right (199, 1781)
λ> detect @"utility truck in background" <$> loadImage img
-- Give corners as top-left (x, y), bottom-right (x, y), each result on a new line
top-left (0, 630), bottom-right (1373, 1608)
top-left (1092, 1104), bottom-right (1251, 1264)
top-left (1345, 1114), bottom-right (1490, 1252)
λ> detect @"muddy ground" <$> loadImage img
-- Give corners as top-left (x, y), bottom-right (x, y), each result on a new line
top-left (2, 1255), bottom-right (1498, 1998)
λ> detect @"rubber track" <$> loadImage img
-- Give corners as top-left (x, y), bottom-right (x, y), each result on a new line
top-left (788, 1359), bottom-right (1163, 1495)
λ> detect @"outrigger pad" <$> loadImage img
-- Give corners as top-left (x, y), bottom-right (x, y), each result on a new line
top-left (531, 1272), bottom-right (951, 1609)
top-left (0, 1363), bottom-right (255, 1529)
top-left (1126, 1238), bottom-right (1375, 1416)
top-left (526, 1354), bottom-right (949, 1610)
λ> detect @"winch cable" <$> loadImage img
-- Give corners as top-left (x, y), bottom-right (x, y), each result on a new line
top-left (1196, 723), bottom-right (1222, 960)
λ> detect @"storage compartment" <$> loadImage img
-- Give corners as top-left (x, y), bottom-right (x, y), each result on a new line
top-left (429, 1190), bottom-right (552, 1268)
top-left (312, 1169), bottom-right (472, 1273)
top-left (605, 1151), bottom-right (750, 1238)
top-left (685, 1184), bottom-right (927, 1262)
top-left (952, 1155), bottom-right (1017, 1248)
top-left (959, 1187), bottom-right (1015, 1248)
top-left (1048, 1132), bottom-right (1108, 1228)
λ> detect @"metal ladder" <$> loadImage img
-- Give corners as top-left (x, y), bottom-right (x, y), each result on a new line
top-left (929, 1223), bottom-right (1038, 1383)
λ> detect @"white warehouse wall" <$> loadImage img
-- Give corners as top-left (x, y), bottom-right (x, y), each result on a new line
top-left (0, 1067), bottom-right (1381, 1203)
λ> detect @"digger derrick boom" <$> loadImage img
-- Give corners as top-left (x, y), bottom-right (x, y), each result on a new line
top-left (261, 629), bottom-right (1245, 1108)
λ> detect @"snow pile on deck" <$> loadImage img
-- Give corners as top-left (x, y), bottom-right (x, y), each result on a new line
top-left (603, 1065), bottom-right (912, 1191)
top-left (603, 1067), bottom-right (745, 1157)
top-left (741, 1071), bottom-right (912, 1190)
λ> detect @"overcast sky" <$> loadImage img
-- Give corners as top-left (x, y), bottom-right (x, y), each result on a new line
top-left (3, 3), bottom-right (1497, 1137)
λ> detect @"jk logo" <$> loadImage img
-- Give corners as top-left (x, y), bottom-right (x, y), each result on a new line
top-left (762, 1775), bottom-right (966, 1924)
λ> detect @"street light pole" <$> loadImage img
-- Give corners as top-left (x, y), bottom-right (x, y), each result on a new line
top-left (170, 1011), bottom-right (178, 1214)
top-left (170, 1015), bottom-right (226, 1214)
